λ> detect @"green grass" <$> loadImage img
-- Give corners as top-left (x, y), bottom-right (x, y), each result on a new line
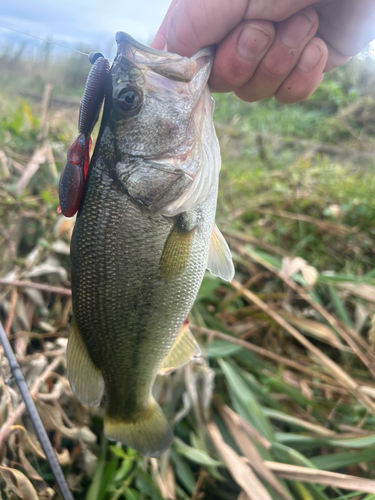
top-left (1, 47), bottom-right (375, 500)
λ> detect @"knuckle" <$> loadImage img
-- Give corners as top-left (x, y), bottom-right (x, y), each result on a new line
top-left (214, 60), bottom-right (248, 87)
top-left (262, 58), bottom-right (293, 79)
top-left (234, 85), bottom-right (267, 103)
top-left (275, 77), bottom-right (320, 103)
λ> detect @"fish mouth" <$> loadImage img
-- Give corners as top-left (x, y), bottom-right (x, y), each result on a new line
top-left (116, 32), bottom-right (170, 57)
top-left (115, 32), bottom-right (214, 83)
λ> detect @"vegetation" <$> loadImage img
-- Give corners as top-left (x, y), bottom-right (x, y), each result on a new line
top-left (1, 42), bottom-right (375, 500)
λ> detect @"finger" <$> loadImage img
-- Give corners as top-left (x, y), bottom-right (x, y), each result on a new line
top-left (151, 0), bottom-right (180, 50)
top-left (244, 0), bottom-right (319, 22)
top-left (316, 0), bottom-right (375, 57)
top-left (209, 20), bottom-right (275, 93)
top-left (275, 37), bottom-right (328, 103)
top-left (165, 0), bottom-right (249, 56)
top-left (322, 39), bottom-right (351, 72)
top-left (160, 0), bottom-right (319, 58)
top-left (235, 7), bottom-right (319, 102)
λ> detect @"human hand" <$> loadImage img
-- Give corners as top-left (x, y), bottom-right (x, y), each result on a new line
top-left (151, 0), bottom-right (375, 103)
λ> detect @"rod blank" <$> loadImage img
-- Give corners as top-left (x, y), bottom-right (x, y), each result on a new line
top-left (0, 320), bottom-right (74, 500)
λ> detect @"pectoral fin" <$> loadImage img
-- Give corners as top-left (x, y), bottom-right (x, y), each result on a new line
top-left (207, 224), bottom-right (235, 282)
top-left (66, 319), bottom-right (104, 407)
top-left (159, 323), bottom-right (201, 374)
top-left (159, 218), bottom-right (195, 280)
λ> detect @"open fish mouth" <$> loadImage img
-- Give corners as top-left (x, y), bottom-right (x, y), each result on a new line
top-left (115, 31), bottom-right (214, 83)
top-left (115, 31), bottom-right (172, 57)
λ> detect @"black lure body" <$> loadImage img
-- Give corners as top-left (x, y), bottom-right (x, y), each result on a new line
top-left (58, 53), bottom-right (110, 217)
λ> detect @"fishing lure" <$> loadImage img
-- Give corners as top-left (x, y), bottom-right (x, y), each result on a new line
top-left (58, 52), bottom-right (110, 217)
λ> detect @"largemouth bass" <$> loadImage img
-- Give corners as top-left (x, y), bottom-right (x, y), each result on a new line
top-left (66, 32), bottom-right (234, 457)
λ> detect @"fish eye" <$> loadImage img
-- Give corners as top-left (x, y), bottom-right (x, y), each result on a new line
top-left (114, 85), bottom-right (142, 113)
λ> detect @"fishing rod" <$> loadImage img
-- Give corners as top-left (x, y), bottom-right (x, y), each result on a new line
top-left (0, 23), bottom-right (89, 56)
top-left (0, 319), bottom-right (74, 500)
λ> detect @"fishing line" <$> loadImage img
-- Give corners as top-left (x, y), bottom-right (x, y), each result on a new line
top-left (0, 23), bottom-right (89, 56)
top-left (0, 319), bottom-right (74, 500)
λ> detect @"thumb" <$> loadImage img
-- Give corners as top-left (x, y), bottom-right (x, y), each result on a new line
top-left (151, 0), bottom-right (249, 57)
top-left (151, 0), bottom-right (180, 50)
top-left (151, 0), bottom-right (319, 57)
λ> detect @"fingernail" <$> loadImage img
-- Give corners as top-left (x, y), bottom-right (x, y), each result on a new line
top-left (297, 41), bottom-right (323, 71)
top-left (280, 12), bottom-right (313, 48)
top-left (237, 24), bottom-right (270, 61)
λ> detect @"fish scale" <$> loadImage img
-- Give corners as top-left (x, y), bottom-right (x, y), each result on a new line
top-left (72, 166), bottom-right (216, 410)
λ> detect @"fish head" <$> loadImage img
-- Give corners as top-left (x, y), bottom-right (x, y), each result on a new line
top-left (99, 33), bottom-right (220, 215)
top-left (111, 32), bottom-right (213, 157)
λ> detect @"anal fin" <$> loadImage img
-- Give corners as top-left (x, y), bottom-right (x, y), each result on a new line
top-left (159, 322), bottom-right (201, 375)
top-left (207, 224), bottom-right (234, 282)
top-left (66, 319), bottom-right (104, 407)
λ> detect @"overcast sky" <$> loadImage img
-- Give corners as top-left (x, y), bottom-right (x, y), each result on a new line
top-left (0, 0), bottom-right (171, 58)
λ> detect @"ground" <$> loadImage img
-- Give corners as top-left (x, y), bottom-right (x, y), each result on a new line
top-left (1, 44), bottom-right (375, 500)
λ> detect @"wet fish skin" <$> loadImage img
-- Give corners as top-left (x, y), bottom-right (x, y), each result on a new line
top-left (67, 33), bottom-right (233, 457)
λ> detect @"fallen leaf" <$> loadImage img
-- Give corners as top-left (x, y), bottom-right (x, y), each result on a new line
top-left (337, 282), bottom-right (375, 303)
top-left (0, 465), bottom-right (39, 500)
top-left (151, 458), bottom-right (176, 500)
top-left (25, 262), bottom-right (67, 281)
top-left (281, 257), bottom-right (306, 278)
top-left (265, 461), bottom-right (375, 494)
top-left (36, 400), bottom-right (96, 444)
top-left (207, 421), bottom-right (272, 500)
top-left (301, 265), bottom-right (318, 287)
top-left (219, 405), bottom-right (291, 500)
top-left (18, 447), bottom-right (55, 499)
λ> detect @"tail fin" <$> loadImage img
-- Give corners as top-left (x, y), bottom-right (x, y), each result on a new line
top-left (104, 399), bottom-right (173, 457)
